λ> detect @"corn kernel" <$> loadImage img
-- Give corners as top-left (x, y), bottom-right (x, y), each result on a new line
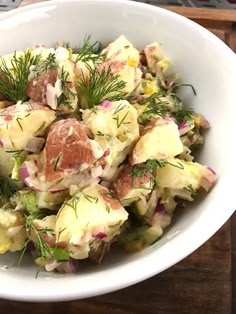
top-left (117, 133), bottom-right (128, 143)
top-left (193, 114), bottom-right (201, 128)
top-left (128, 56), bottom-right (138, 67)
top-left (143, 81), bottom-right (158, 95)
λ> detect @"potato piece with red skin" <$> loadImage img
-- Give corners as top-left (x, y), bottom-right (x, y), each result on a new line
top-left (31, 215), bottom-right (67, 249)
top-left (112, 164), bottom-right (154, 206)
top-left (26, 69), bottom-right (57, 105)
top-left (44, 118), bottom-right (99, 182)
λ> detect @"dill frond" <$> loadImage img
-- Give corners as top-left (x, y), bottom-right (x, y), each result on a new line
top-left (0, 50), bottom-right (41, 102)
top-left (77, 65), bottom-right (127, 108)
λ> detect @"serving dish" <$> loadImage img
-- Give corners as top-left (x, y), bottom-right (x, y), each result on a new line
top-left (0, 0), bottom-right (236, 302)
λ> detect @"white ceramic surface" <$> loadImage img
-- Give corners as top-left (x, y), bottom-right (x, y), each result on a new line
top-left (0, 0), bottom-right (236, 302)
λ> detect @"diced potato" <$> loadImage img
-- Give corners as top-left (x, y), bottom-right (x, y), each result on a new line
top-left (144, 42), bottom-right (169, 74)
top-left (82, 100), bottom-right (139, 167)
top-left (102, 35), bottom-right (140, 65)
top-left (155, 157), bottom-right (216, 192)
top-left (55, 184), bottom-right (128, 259)
top-left (0, 103), bottom-right (55, 150)
top-left (0, 208), bottom-right (26, 254)
top-left (131, 118), bottom-right (183, 165)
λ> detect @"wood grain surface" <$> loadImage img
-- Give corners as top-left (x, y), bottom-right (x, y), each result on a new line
top-left (1, 1), bottom-right (236, 313)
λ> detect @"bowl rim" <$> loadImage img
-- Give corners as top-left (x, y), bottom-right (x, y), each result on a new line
top-left (0, 0), bottom-right (236, 302)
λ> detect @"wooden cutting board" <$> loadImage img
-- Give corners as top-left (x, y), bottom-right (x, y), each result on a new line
top-left (1, 2), bottom-right (236, 313)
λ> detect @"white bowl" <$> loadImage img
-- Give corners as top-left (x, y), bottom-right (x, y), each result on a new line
top-left (0, 0), bottom-right (236, 302)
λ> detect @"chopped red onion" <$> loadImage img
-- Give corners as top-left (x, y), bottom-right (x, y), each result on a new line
top-left (206, 166), bottom-right (216, 175)
top-left (25, 137), bottom-right (45, 153)
top-left (56, 259), bottom-right (79, 274)
top-left (178, 121), bottom-right (187, 130)
top-left (178, 121), bottom-right (193, 135)
top-left (19, 163), bottom-right (30, 181)
top-left (155, 201), bottom-right (165, 213)
top-left (48, 184), bottom-right (67, 193)
top-left (93, 232), bottom-right (107, 239)
top-left (99, 100), bottom-right (112, 108)
top-left (26, 241), bottom-right (36, 252)
top-left (188, 135), bottom-right (194, 144)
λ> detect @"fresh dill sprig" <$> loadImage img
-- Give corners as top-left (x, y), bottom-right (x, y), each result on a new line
top-left (0, 50), bottom-right (41, 102)
top-left (131, 159), bottom-right (185, 187)
top-left (57, 66), bottom-right (76, 108)
top-left (0, 176), bottom-right (18, 202)
top-left (174, 107), bottom-right (194, 124)
top-left (168, 82), bottom-right (195, 123)
top-left (19, 213), bottom-right (69, 266)
top-left (131, 160), bottom-right (161, 187)
top-left (138, 91), bottom-right (169, 125)
top-left (77, 65), bottom-right (128, 109)
top-left (34, 52), bottom-right (58, 75)
top-left (75, 35), bottom-right (103, 64)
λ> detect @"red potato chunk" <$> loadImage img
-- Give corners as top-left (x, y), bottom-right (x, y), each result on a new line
top-left (44, 118), bottom-right (95, 182)
top-left (26, 69), bottom-right (57, 104)
top-left (112, 165), bottom-right (152, 200)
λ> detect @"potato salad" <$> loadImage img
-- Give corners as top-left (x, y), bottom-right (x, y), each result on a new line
top-left (0, 35), bottom-right (216, 274)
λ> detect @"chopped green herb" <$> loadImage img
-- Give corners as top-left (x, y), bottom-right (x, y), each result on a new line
top-left (0, 176), bottom-right (18, 202)
top-left (19, 214), bottom-right (69, 267)
top-left (138, 91), bottom-right (169, 126)
top-left (113, 103), bottom-right (127, 115)
top-left (35, 121), bottom-right (46, 133)
top-left (174, 108), bottom-right (194, 124)
top-left (5, 149), bottom-right (23, 158)
top-left (96, 130), bottom-right (105, 136)
top-left (54, 153), bottom-right (62, 171)
top-left (57, 66), bottom-right (76, 108)
top-left (16, 117), bottom-right (23, 131)
top-left (0, 50), bottom-right (41, 102)
top-left (77, 65), bottom-right (128, 109)
top-left (66, 195), bottom-right (81, 218)
top-left (113, 111), bottom-right (130, 128)
top-left (34, 52), bottom-right (58, 75)
top-left (106, 204), bottom-right (110, 213)
top-left (75, 35), bottom-right (103, 64)
top-left (184, 184), bottom-right (197, 195)
top-left (82, 191), bottom-right (98, 204)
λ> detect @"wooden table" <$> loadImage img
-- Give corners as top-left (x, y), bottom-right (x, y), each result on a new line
top-left (1, 1), bottom-right (236, 313)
